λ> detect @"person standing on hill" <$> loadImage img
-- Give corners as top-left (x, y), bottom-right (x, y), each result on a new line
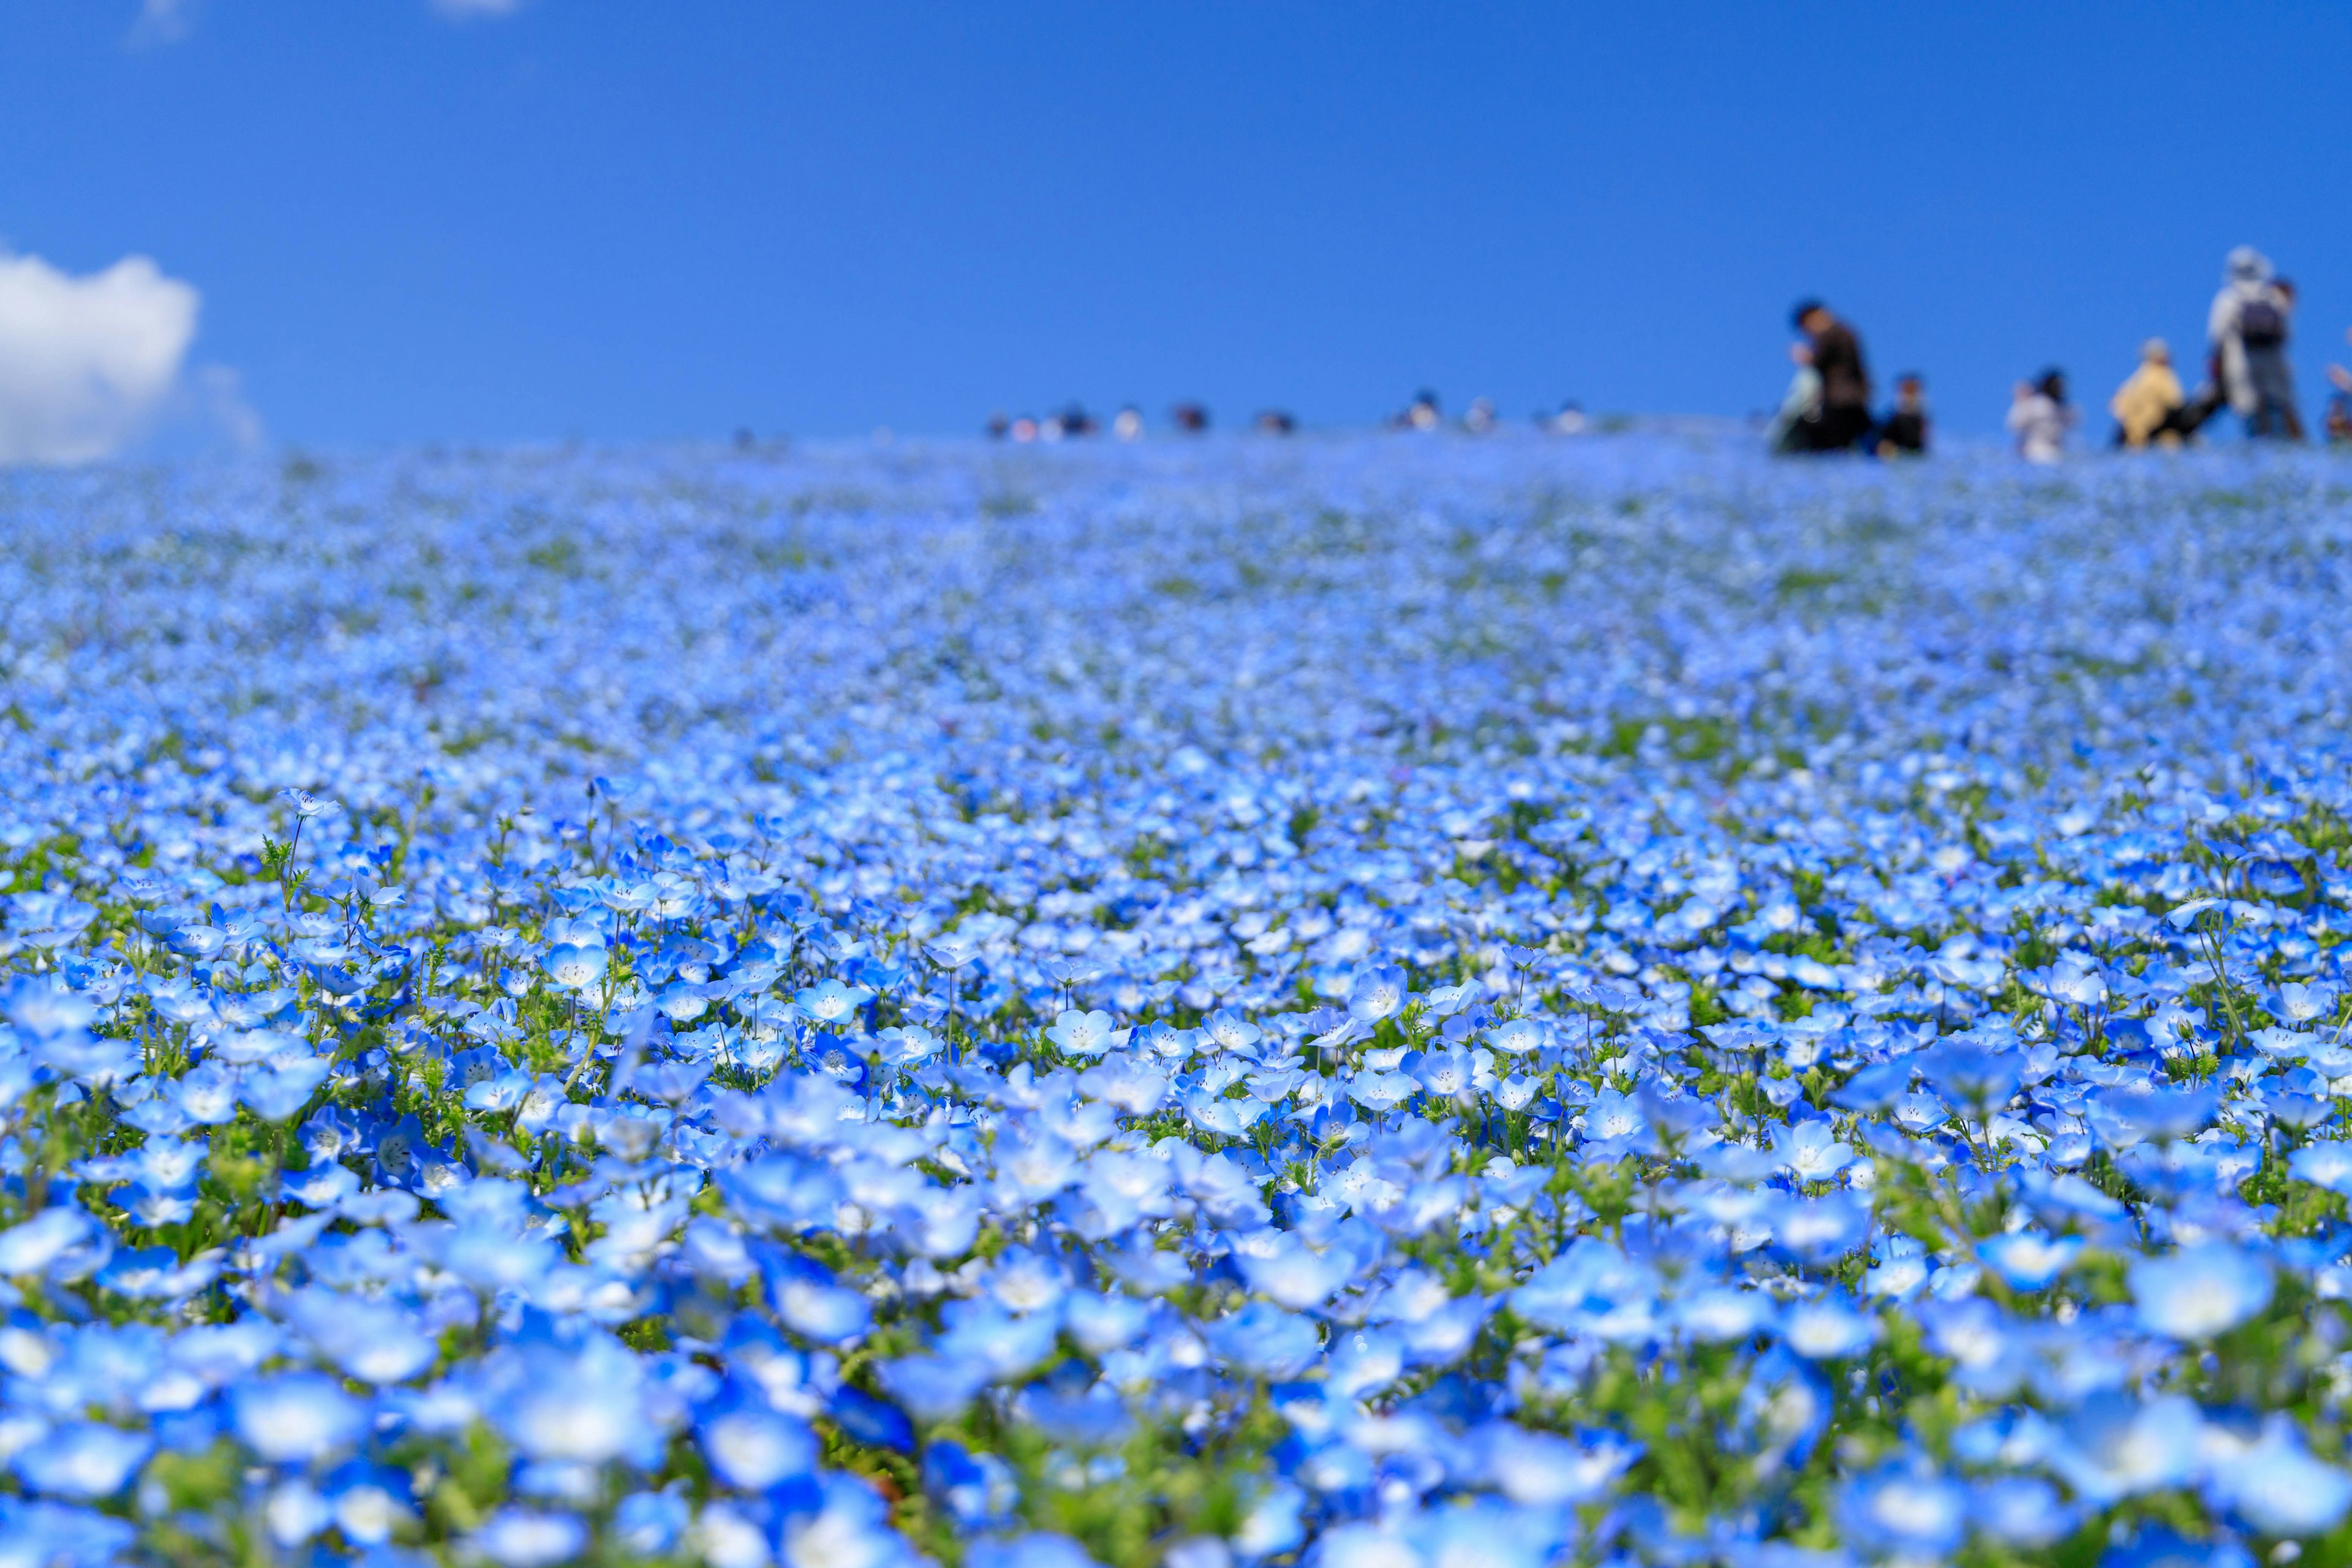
top-left (2209, 247), bottom-right (2299, 440)
top-left (2007, 369), bottom-right (2076, 463)
top-left (1877, 374), bottom-right (1930, 456)
top-left (2110, 339), bottom-right (2185, 448)
top-left (1788, 300), bottom-right (1873, 452)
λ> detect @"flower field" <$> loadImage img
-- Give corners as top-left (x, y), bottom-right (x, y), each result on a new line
top-left (6, 432), bottom-right (2352, 1568)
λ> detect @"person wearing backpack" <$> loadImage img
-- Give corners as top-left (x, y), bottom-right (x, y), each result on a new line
top-left (2209, 246), bottom-right (2299, 439)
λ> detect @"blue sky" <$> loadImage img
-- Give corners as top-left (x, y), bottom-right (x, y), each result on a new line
top-left (6, 1), bottom-right (2352, 447)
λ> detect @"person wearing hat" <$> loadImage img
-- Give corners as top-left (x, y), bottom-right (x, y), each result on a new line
top-left (2209, 246), bottom-right (2299, 439)
top-left (2110, 339), bottom-right (2185, 449)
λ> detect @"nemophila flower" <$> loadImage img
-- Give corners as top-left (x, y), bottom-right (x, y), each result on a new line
top-left (796, 976), bottom-right (873, 1025)
top-left (614, 1488), bottom-right (692, 1556)
top-left (2290, 1140), bottom-right (2352, 1194)
top-left (1772, 1118), bottom-right (1855, 1182)
top-left (699, 1404), bottom-right (816, 1491)
top-left (1512, 1238), bottom-right (1660, 1342)
top-left (486, 1336), bottom-right (667, 1468)
top-left (1834, 1461), bottom-right (1969, 1559)
top-left (11, 1422), bottom-right (152, 1499)
top-left (1980, 1229), bottom-right (2084, 1291)
top-left (1204, 1010), bottom-right (1262, 1052)
top-left (1773, 1194), bottom-right (1869, 1264)
top-left (469, 1507), bottom-right (589, 1568)
top-left (0, 1208), bottom-right (97, 1278)
top-left (282, 1287), bottom-right (438, 1384)
top-left (2049, 1392), bottom-right (2204, 1504)
top-left (2101, 1525), bottom-right (2256, 1568)
top-left (1046, 1008), bottom-right (1117, 1057)
top-left (2206, 1417), bottom-right (2352, 1537)
top-left (1972, 1477), bottom-right (2076, 1548)
top-left (541, 941), bottom-right (608, 992)
top-left (1782, 1292), bottom-right (1882, 1359)
top-left (1581, 1088), bottom-right (1656, 1156)
top-left (2131, 1243), bottom-right (2272, 1340)
top-left (281, 788), bottom-right (331, 820)
top-left (1476, 1423), bottom-right (1640, 1506)
top-left (1346, 964), bottom-right (1406, 1023)
top-left (1485, 1016), bottom-right (1545, 1055)
top-left (232, 1373), bottom-right (367, 1466)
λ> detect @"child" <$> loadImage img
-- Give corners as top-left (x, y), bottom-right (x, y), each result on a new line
top-left (1877, 374), bottom-right (1929, 456)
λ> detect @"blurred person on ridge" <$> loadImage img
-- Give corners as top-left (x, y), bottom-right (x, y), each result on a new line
top-left (2210, 246), bottom-right (2299, 440)
top-left (1766, 341), bottom-right (1822, 454)
top-left (2326, 329), bottom-right (2352, 443)
top-left (1784, 300), bottom-right (1872, 452)
top-left (2007, 368), bottom-right (2075, 464)
top-left (1876, 374), bottom-right (1929, 456)
top-left (2110, 339), bottom-right (2185, 449)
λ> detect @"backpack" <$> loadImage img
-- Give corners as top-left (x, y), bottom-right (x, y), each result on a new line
top-left (2239, 296), bottom-right (2287, 350)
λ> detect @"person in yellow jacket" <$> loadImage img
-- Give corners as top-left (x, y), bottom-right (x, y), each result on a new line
top-left (2110, 339), bottom-right (2185, 448)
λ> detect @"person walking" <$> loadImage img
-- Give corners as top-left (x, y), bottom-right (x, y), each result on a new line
top-left (2110, 339), bottom-right (2185, 449)
top-left (2209, 246), bottom-right (2300, 440)
top-left (2007, 369), bottom-right (2076, 464)
top-left (1786, 300), bottom-right (1873, 451)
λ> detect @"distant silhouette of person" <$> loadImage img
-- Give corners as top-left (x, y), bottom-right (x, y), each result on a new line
top-left (1545, 401), bottom-right (1586, 434)
top-left (2110, 339), bottom-right (2185, 449)
top-left (1462, 397), bottom-right (1497, 434)
top-left (2211, 246), bottom-right (2299, 440)
top-left (2274, 279), bottom-right (2309, 440)
top-left (1170, 402), bottom-right (1210, 433)
top-left (1767, 342), bottom-right (1822, 454)
top-left (2327, 330), bottom-right (2352, 444)
top-left (1785, 300), bottom-right (1872, 451)
top-left (1253, 410), bottom-right (1297, 435)
top-left (1395, 390), bottom-right (1441, 431)
top-left (2007, 369), bottom-right (2075, 464)
top-left (985, 411), bottom-right (1011, 440)
top-left (1877, 374), bottom-right (1929, 456)
top-left (1112, 406), bottom-right (1144, 441)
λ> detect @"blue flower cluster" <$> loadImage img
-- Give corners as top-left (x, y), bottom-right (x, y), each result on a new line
top-left (1, 434), bottom-right (2350, 1568)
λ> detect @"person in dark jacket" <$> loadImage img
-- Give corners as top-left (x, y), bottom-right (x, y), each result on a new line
top-left (1877, 374), bottom-right (1929, 456)
top-left (1787, 300), bottom-right (1874, 452)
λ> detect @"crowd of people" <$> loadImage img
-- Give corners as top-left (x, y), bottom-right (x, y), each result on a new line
top-left (980, 246), bottom-right (2352, 456)
top-left (984, 392), bottom-right (1587, 443)
top-left (1774, 246), bottom-right (2352, 464)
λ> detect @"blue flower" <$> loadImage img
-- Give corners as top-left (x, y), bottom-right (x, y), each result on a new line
top-left (1834, 1461), bottom-right (1968, 1558)
top-left (469, 1507), bottom-right (589, 1568)
top-left (2130, 1243), bottom-right (2272, 1340)
top-left (1979, 1230), bottom-right (2084, 1292)
top-left (1972, 1477), bottom-right (2076, 1548)
top-left (541, 941), bottom-right (608, 992)
top-left (12, 1422), bottom-right (152, 1499)
top-left (232, 1373), bottom-right (368, 1466)
top-left (1771, 1118), bottom-right (1855, 1182)
top-left (2206, 1417), bottom-right (2352, 1537)
top-left (699, 1405), bottom-right (816, 1492)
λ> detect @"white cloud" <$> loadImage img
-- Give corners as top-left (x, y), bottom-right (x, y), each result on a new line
top-left (132, 0), bottom-right (518, 47)
top-left (0, 251), bottom-right (203, 464)
top-left (128, 0), bottom-right (195, 48)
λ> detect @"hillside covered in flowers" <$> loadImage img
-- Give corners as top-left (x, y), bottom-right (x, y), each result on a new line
top-left (2, 432), bottom-right (2351, 1568)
